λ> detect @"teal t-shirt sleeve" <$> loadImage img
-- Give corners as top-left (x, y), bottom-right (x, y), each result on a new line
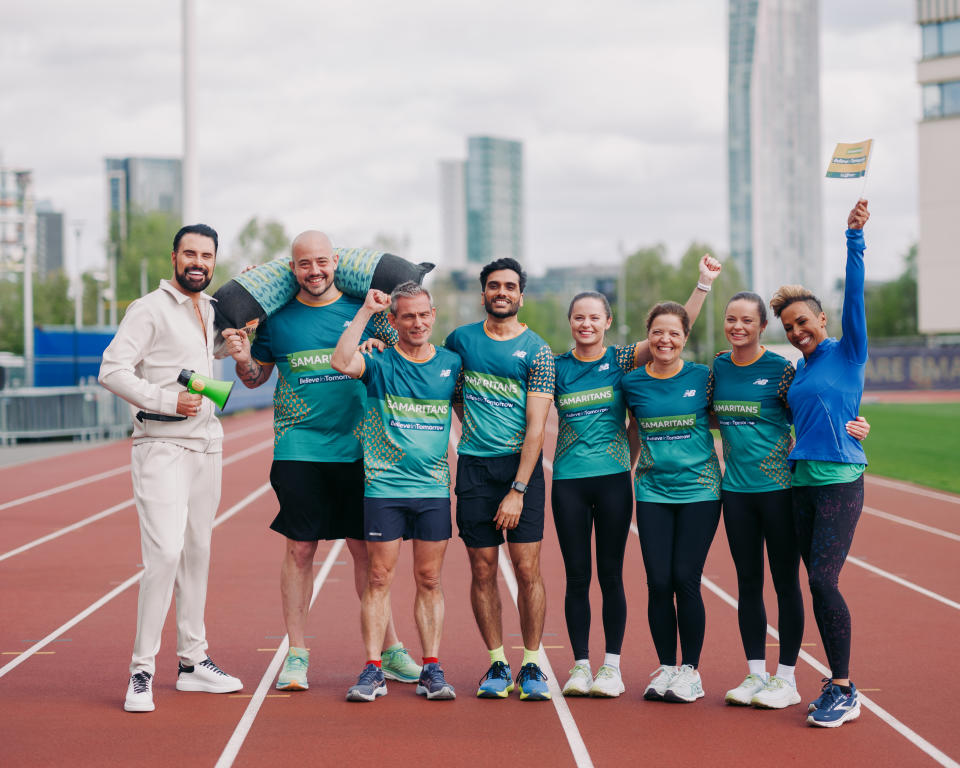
top-left (249, 319), bottom-right (275, 363)
top-left (778, 361), bottom-right (794, 409)
top-left (615, 343), bottom-right (640, 373)
top-left (528, 345), bottom-right (556, 395)
top-left (359, 348), bottom-right (382, 385)
top-left (367, 311), bottom-right (398, 345)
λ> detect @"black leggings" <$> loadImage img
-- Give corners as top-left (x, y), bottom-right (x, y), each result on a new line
top-left (793, 476), bottom-right (863, 680)
top-left (552, 472), bottom-right (633, 659)
top-left (636, 499), bottom-right (721, 668)
top-left (722, 489), bottom-right (803, 665)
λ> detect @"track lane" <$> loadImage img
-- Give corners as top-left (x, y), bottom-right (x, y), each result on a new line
top-left (1, 408), bottom-right (958, 766)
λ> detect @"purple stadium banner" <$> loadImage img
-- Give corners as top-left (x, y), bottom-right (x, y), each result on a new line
top-left (865, 346), bottom-right (960, 390)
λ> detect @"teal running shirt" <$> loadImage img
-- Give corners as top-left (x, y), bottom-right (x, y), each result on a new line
top-left (622, 361), bottom-right (721, 503)
top-left (712, 348), bottom-right (795, 492)
top-left (553, 344), bottom-right (642, 480)
top-left (250, 293), bottom-right (397, 462)
top-left (359, 345), bottom-right (461, 498)
top-left (444, 322), bottom-right (555, 458)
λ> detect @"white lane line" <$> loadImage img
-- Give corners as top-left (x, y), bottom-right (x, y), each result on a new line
top-left (0, 483), bottom-right (272, 680)
top-left (497, 547), bottom-right (594, 768)
top-left (863, 506), bottom-right (960, 542)
top-left (0, 440), bottom-right (273, 564)
top-left (847, 555), bottom-right (960, 611)
top-left (866, 475), bottom-right (960, 506)
top-left (215, 539), bottom-right (344, 768)
top-left (0, 465), bottom-right (131, 512)
top-left (626, 520), bottom-right (959, 768)
top-left (0, 420), bottom-right (271, 513)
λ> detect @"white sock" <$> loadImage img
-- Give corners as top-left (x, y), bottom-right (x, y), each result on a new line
top-left (747, 659), bottom-right (767, 678)
top-left (575, 658), bottom-right (591, 672)
top-left (603, 653), bottom-right (621, 671)
top-left (775, 664), bottom-right (796, 686)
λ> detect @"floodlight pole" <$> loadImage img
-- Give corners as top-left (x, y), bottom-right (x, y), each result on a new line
top-left (182, 0), bottom-right (198, 224)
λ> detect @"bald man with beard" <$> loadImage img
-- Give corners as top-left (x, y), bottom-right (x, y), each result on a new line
top-left (222, 231), bottom-right (420, 691)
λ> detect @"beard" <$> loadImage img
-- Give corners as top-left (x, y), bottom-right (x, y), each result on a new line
top-left (175, 266), bottom-right (212, 293)
top-left (483, 295), bottom-right (521, 318)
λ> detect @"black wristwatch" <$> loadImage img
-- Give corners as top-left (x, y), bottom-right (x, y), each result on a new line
top-left (511, 480), bottom-right (528, 494)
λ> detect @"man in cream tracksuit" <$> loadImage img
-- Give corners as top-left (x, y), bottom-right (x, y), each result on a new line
top-left (99, 224), bottom-right (242, 713)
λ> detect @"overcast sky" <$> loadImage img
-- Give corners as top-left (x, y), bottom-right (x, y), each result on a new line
top-left (1, 0), bottom-right (919, 284)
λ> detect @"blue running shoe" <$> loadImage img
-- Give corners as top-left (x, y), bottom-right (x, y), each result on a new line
top-left (807, 683), bottom-right (860, 728)
top-left (516, 663), bottom-right (551, 701)
top-left (807, 678), bottom-right (835, 712)
top-left (477, 661), bottom-right (514, 698)
top-left (416, 662), bottom-right (456, 700)
top-left (346, 663), bottom-right (387, 702)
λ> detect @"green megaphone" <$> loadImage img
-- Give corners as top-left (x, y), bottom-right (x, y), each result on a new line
top-left (178, 369), bottom-right (234, 411)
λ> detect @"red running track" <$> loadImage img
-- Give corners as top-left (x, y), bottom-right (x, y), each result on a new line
top-left (0, 407), bottom-right (958, 768)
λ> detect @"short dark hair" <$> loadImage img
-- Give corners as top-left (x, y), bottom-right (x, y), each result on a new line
top-left (479, 257), bottom-right (526, 293)
top-left (173, 223), bottom-right (219, 254)
top-left (568, 291), bottom-right (612, 320)
top-left (725, 291), bottom-right (767, 326)
top-left (646, 301), bottom-right (690, 336)
top-left (769, 284), bottom-right (822, 319)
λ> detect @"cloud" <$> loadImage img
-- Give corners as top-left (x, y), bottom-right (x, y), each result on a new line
top-left (0, 0), bottom-right (917, 288)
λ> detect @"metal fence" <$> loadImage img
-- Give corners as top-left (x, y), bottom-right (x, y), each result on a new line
top-left (0, 385), bottom-right (131, 445)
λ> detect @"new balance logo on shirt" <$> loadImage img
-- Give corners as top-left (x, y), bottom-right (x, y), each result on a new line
top-left (598, 363), bottom-right (610, 372)
top-left (683, 389), bottom-right (697, 397)
top-left (440, 369), bottom-right (451, 378)
top-left (512, 350), bottom-right (527, 359)
top-left (753, 378), bottom-right (768, 386)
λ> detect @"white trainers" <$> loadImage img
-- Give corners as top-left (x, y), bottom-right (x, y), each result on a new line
top-left (589, 665), bottom-right (625, 698)
top-left (175, 657), bottom-right (243, 693)
top-left (752, 675), bottom-right (801, 709)
top-left (643, 664), bottom-right (679, 701)
top-left (663, 664), bottom-right (705, 703)
top-left (724, 672), bottom-right (768, 706)
top-left (562, 663), bottom-right (593, 696)
top-left (124, 671), bottom-right (155, 712)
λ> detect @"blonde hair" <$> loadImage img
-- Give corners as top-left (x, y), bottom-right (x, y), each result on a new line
top-left (769, 285), bottom-right (823, 318)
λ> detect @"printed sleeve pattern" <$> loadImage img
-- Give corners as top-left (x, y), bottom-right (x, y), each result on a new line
top-left (615, 343), bottom-right (641, 373)
top-left (777, 362), bottom-right (795, 408)
top-left (368, 310), bottom-right (398, 345)
top-left (527, 345), bottom-right (556, 395)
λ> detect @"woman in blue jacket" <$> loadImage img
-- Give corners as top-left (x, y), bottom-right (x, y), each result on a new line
top-left (769, 199), bottom-right (870, 728)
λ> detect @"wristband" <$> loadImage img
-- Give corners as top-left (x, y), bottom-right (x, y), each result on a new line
top-left (696, 281), bottom-right (712, 293)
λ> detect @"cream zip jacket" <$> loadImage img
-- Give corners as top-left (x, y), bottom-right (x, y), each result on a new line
top-left (99, 280), bottom-right (224, 453)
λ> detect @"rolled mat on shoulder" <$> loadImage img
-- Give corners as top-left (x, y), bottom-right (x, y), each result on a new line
top-left (211, 248), bottom-right (435, 334)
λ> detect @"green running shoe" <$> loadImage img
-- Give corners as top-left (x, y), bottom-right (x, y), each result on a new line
top-left (381, 645), bottom-right (421, 683)
top-left (276, 647), bottom-right (309, 691)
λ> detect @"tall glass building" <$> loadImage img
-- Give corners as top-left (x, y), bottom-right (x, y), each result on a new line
top-left (917, 0), bottom-right (960, 333)
top-left (105, 157), bottom-right (182, 240)
top-left (728, 0), bottom-right (822, 299)
top-left (465, 136), bottom-right (523, 266)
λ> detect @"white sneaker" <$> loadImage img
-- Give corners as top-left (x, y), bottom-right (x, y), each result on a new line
top-left (175, 657), bottom-right (243, 693)
top-left (562, 663), bottom-right (592, 696)
top-left (643, 664), bottom-right (679, 701)
top-left (589, 665), bottom-right (625, 698)
top-left (724, 672), bottom-right (768, 706)
top-left (752, 675), bottom-right (801, 709)
top-left (124, 671), bottom-right (155, 712)
top-left (663, 664), bottom-right (704, 703)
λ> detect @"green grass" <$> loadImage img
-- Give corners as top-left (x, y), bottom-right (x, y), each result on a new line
top-left (859, 403), bottom-right (960, 494)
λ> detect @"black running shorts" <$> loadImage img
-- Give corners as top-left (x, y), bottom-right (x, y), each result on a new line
top-left (269, 459), bottom-right (364, 541)
top-left (454, 453), bottom-right (545, 548)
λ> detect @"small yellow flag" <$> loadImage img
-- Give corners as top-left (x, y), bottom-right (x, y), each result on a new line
top-left (826, 140), bottom-right (873, 179)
